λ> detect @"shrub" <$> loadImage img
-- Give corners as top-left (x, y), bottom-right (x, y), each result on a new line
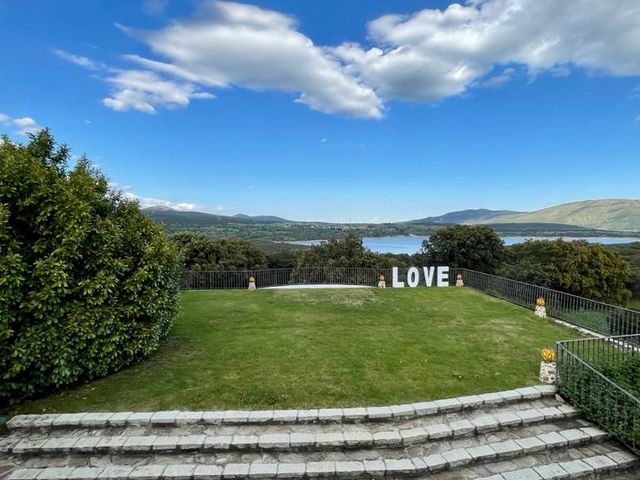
top-left (415, 225), bottom-right (505, 273)
top-left (296, 234), bottom-right (390, 269)
top-left (171, 232), bottom-right (267, 270)
top-left (499, 239), bottom-right (631, 305)
top-left (0, 130), bottom-right (182, 406)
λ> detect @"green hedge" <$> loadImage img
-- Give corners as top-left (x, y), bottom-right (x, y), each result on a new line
top-left (0, 131), bottom-right (182, 406)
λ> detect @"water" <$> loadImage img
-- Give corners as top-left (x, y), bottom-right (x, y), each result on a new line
top-left (289, 235), bottom-right (640, 255)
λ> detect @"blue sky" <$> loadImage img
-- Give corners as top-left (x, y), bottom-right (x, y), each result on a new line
top-left (1, 0), bottom-right (639, 222)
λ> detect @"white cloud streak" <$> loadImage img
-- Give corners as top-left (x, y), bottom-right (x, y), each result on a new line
top-left (122, 191), bottom-right (198, 211)
top-left (52, 48), bottom-right (105, 70)
top-left (54, 0), bottom-right (640, 118)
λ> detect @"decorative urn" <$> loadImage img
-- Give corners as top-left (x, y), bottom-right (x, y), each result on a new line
top-left (534, 296), bottom-right (547, 318)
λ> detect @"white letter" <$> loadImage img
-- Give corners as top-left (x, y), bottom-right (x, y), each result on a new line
top-left (423, 267), bottom-right (436, 287)
top-left (437, 266), bottom-right (450, 287)
top-left (392, 267), bottom-right (404, 288)
top-left (407, 267), bottom-right (419, 287)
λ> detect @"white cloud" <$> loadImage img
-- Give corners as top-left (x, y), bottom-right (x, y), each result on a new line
top-left (13, 117), bottom-right (42, 135)
top-left (0, 114), bottom-right (43, 136)
top-left (332, 0), bottom-right (640, 103)
top-left (54, 0), bottom-right (640, 117)
top-left (103, 69), bottom-right (214, 113)
top-left (127, 1), bottom-right (382, 118)
top-left (54, 47), bottom-right (214, 114)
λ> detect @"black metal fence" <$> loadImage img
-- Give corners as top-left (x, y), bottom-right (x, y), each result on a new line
top-left (181, 267), bottom-right (387, 290)
top-left (458, 269), bottom-right (640, 337)
top-left (181, 267), bottom-right (639, 337)
top-left (556, 335), bottom-right (640, 453)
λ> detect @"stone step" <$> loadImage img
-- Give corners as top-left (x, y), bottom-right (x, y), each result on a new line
top-left (471, 447), bottom-right (639, 480)
top-left (2, 405), bottom-right (582, 456)
top-left (6, 386), bottom-right (557, 431)
top-left (2, 397), bottom-right (570, 442)
top-left (6, 445), bottom-right (637, 480)
top-left (2, 424), bottom-right (610, 469)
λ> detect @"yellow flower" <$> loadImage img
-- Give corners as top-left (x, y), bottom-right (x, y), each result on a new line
top-left (541, 347), bottom-right (555, 363)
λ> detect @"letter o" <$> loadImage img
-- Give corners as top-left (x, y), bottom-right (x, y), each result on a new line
top-left (407, 267), bottom-right (419, 288)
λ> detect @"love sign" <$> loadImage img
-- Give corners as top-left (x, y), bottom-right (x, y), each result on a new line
top-left (391, 266), bottom-right (450, 288)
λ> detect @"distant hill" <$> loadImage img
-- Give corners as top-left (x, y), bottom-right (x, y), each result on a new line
top-left (480, 199), bottom-right (640, 232)
top-left (234, 214), bottom-right (290, 223)
top-left (144, 207), bottom-right (258, 226)
top-left (408, 209), bottom-right (521, 224)
top-left (408, 199), bottom-right (640, 232)
top-left (143, 207), bottom-right (292, 227)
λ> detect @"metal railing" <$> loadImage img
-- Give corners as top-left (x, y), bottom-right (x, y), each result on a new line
top-left (181, 267), bottom-right (386, 290)
top-left (556, 335), bottom-right (640, 453)
top-left (458, 269), bottom-right (640, 337)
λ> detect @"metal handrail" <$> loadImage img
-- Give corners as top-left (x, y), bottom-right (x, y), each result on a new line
top-left (556, 335), bottom-right (640, 453)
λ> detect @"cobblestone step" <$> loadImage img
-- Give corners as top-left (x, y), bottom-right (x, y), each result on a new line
top-left (5, 446), bottom-right (637, 480)
top-left (470, 447), bottom-right (639, 480)
top-left (5, 386), bottom-right (557, 431)
top-left (3, 386), bottom-right (638, 480)
top-left (1, 407), bottom-right (585, 456)
top-left (1, 396), bottom-right (568, 443)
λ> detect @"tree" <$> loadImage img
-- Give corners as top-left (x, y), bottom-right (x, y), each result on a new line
top-left (266, 249), bottom-right (300, 268)
top-left (499, 239), bottom-right (631, 305)
top-left (172, 232), bottom-right (267, 270)
top-left (296, 234), bottom-right (389, 269)
top-left (415, 225), bottom-right (505, 273)
top-left (0, 130), bottom-right (182, 405)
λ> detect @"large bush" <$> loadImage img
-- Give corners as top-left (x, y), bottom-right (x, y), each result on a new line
top-left (296, 234), bottom-right (389, 269)
top-left (416, 225), bottom-right (505, 273)
top-left (499, 239), bottom-right (631, 305)
top-left (171, 232), bottom-right (267, 270)
top-left (0, 131), bottom-right (182, 405)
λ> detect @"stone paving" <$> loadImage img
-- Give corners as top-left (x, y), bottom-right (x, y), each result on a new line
top-left (1, 386), bottom-right (638, 480)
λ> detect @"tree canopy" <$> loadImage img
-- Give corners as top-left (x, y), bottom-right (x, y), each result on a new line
top-left (296, 234), bottom-right (389, 269)
top-left (416, 225), bottom-right (505, 273)
top-left (171, 232), bottom-right (267, 271)
top-left (499, 239), bottom-right (631, 305)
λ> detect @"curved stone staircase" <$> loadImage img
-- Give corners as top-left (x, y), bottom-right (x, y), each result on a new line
top-left (1, 386), bottom-right (638, 479)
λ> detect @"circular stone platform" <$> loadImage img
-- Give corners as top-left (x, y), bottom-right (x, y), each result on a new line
top-left (263, 284), bottom-right (373, 289)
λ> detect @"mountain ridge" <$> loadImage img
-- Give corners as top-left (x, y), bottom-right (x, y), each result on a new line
top-left (474, 199), bottom-right (640, 231)
top-left (408, 208), bottom-right (522, 224)
top-left (142, 198), bottom-right (640, 232)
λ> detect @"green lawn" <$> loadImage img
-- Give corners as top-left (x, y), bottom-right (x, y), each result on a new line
top-left (14, 288), bottom-right (583, 414)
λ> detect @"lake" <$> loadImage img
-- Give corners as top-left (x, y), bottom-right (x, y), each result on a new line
top-left (289, 235), bottom-right (640, 254)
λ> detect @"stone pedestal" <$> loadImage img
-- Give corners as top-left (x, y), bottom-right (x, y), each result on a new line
top-left (534, 305), bottom-right (547, 318)
top-left (539, 361), bottom-right (556, 384)
top-left (378, 281), bottom-right (386, 288)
